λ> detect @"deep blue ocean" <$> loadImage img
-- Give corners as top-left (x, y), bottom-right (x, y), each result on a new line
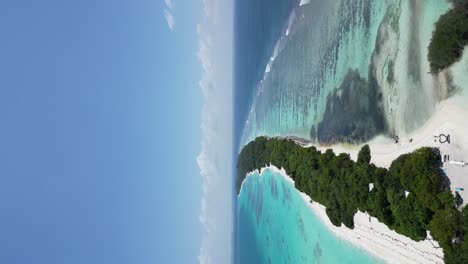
top-left (234, 0), bottom-right (297, 152)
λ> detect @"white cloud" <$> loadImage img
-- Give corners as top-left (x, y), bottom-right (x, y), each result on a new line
top-left (164, 0), bottom-right (174, 10)
top-left (196, 0), bottom-right (233, 263)
top-left (164, 9), bottom-right (175, 31)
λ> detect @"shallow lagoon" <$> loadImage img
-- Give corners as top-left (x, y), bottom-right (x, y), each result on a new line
top-left (237, 168), bottom-right (381, 264)
top-left (239, 0), bottom-right (451, 148)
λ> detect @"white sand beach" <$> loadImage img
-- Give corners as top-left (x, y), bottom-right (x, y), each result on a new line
top-left (302, 94), bottom-right (468, 263)
top-left (251, 164), bottom-right (444, 263)
top-left (315, 94), bottom-right (468, 206)
top-left (281, 94), bottom-right (468, 263)
top-left (263, 165), bottom-right (444, 264)
top-left (303, 195), bottom-right (444, 264)
top-left (242, 93), bottom-right (468, 263)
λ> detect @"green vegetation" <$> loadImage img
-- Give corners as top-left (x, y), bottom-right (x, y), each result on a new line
top-left (428, 0), bottom-right (468, 74)
top-left (237, 137), bottom-right (468, 263)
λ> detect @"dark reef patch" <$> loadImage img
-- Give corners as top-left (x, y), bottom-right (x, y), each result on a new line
top-left (313, 242), bottom-right (322, 264)
top-left (386, 60), bottom-right (394, 83)
top-left (313, 4), bottom-right (396, 145)
top-left (315, 68), bottom-right (387, 144)
top-left (310, 125), bottom-right (317, 142)
top-left (408, 0), bottom-right (422, 82)
top-left (237, 204), bottom-right (265, 263)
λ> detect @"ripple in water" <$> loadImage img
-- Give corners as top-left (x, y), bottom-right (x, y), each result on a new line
top-left (237, 167), bottom-right (382, 263)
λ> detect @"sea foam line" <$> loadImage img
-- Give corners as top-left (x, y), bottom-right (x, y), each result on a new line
top-left (240, 5), bottom-right (300, 150)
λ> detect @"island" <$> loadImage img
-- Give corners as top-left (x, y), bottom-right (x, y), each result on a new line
top-left (428, 0), bottom-right (468, 74)
top-left (237, 136), bottom-right (468, 263)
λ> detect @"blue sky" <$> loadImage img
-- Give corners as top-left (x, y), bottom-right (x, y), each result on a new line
top-left (0, 0), bottom-right (225, 263)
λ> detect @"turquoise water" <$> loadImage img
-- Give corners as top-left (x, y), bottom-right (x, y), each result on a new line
top-left (239, 0), bottom-right (451, 147)
top-left (234, 1), bottom-right (461, 263)
top-left (237, 168), bottom-right (381, 264)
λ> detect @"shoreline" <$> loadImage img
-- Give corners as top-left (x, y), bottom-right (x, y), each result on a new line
top-left (269, 165), bottom-right (444, 264)
top-left (301, 192), bottom-right (444, 264)
top-left (304, 95), bottom-right (468, 262)
top-left (313, 94), bottom-right (468, 206)
top-left (238, 94), bottom-right (468, 262)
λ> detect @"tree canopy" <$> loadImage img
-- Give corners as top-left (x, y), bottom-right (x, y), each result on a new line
top-left (237, 137), bottom-right (467, 263)
top-left (428, 1), bottom-right (468, 74)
